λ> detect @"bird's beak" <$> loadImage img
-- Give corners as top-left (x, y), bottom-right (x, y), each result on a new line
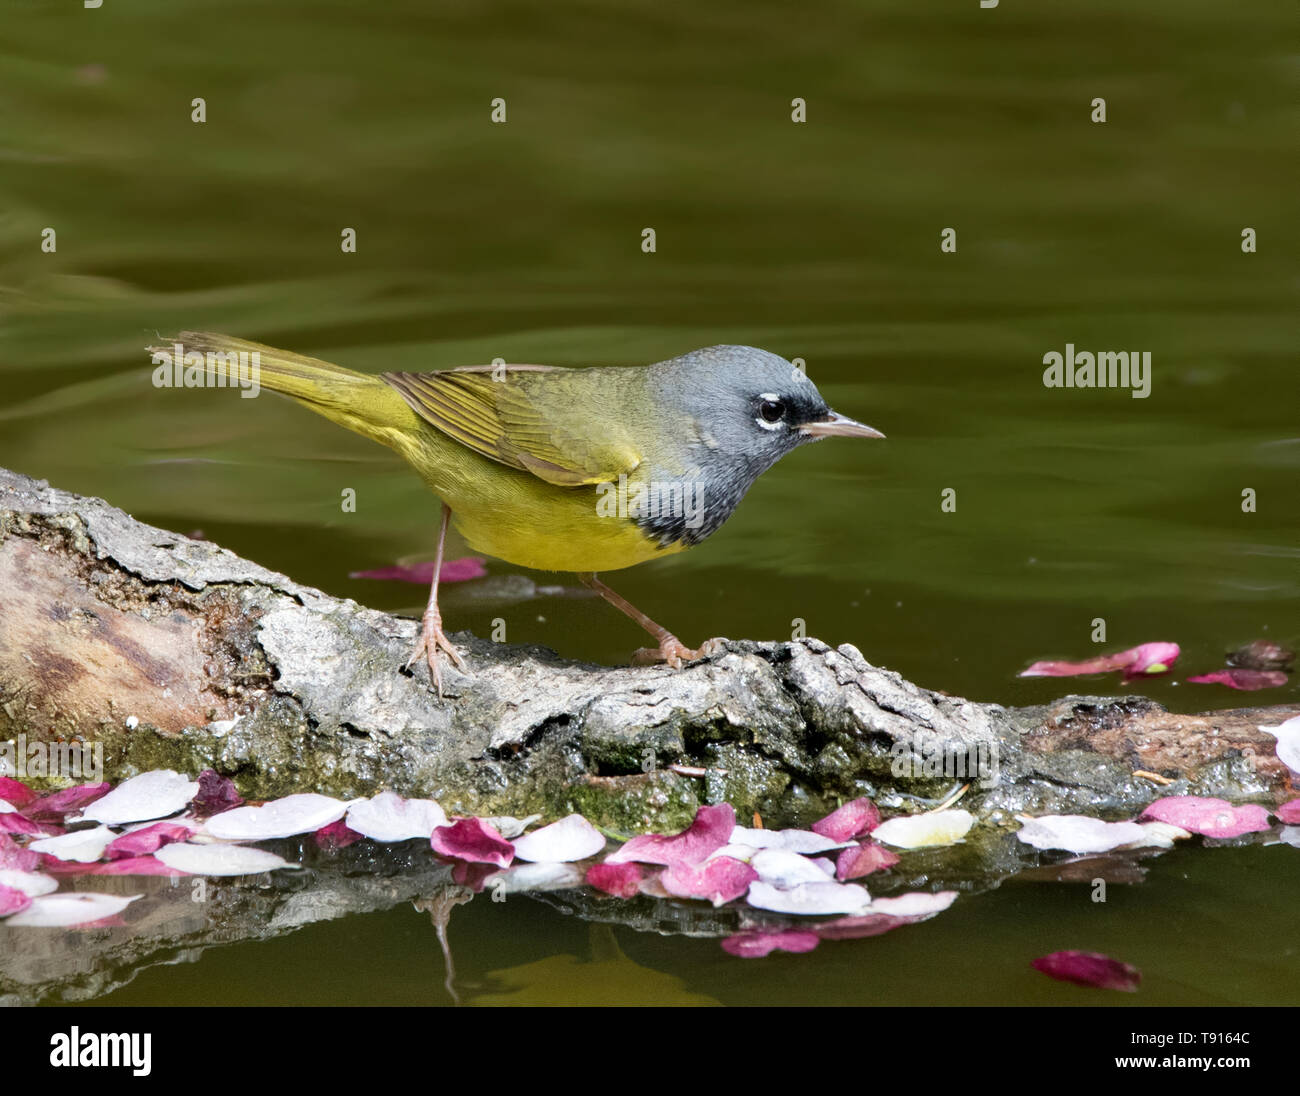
top-left (800, 412), bottom-right (886, 440)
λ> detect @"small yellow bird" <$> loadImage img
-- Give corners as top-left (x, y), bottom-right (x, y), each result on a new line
top-left (153, 333), bottom-right (884, 694)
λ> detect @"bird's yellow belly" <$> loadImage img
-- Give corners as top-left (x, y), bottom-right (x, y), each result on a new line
top-left (454, 502), bottom-right (681, 573)
top-left (404, 433), bottom-right (685, 573)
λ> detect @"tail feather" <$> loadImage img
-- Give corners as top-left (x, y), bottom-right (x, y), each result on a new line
top-left (148, 331), bottom-right (422, 451)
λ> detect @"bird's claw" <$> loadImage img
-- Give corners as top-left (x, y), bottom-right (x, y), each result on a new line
top-left (406, 610), bottom-right (467, 698)
top-left (632, 636), bottom-right (727, 669)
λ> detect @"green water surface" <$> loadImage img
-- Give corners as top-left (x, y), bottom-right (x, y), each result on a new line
top-left (2, 0), bottom-right (1297, 1005)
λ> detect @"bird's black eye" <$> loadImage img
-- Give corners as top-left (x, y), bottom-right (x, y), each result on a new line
top-left (759, 398), bottom-right (786, 424)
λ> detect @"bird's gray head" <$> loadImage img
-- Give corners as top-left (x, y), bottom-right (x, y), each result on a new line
top-left (641, 345), bottom-right (883, 546)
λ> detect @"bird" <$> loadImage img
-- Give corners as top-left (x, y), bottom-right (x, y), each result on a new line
top-left (150, 333), bottom-right (884, 695)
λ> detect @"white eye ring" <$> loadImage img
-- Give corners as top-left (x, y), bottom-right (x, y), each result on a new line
top-left (755, 392), bottom-right (784, 431)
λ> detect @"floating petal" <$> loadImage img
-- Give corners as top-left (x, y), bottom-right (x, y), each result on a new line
top-left (104, 822), bottom-right (192, 859)
top-left (751, 848), bottom-right (838, 889)
top-left (661, 857), bottom-right (757, 906)
top-left (1017, 815), bottom-right (1146, 854)
top-left (430, 818), bottom-right (514, 868)
top-left (811, 797), bottom-right (880, 842)
top-left (346, 792), bottom-right (447, 842)
top-left (1186, 669), bottom-right (1288, 691)
top-left (721, 931), bottom-right (820, 958)
top-left (872, 809), bottom-right (974, 848)
top-left (585, 862), bottom-right (643, 897)
top-left (30, 825), bottom-right (116, 863)
top-left (1140, 796), bottom-right (1271, 838)
top-left (1020, 642), bottom-right (1179, 681)
top-left (5, 892), bottom-right (140, 928)
top-left (204, 793), bottom-right (349, 841)
top-left (605, 804), bottom-right (735, 866)
top-left (835, 842), bottom-right (901, 881)
top-left (0, 869), bottom-right (58, 897)
top-left (746, 880), bottom-right (870, 916)
top-left (83, 770), bottom-right (199, 825)
top-left (512, 814), bottom-right (606, 863)
top-left (1032, 950), bottom-right (1141, 992)
top-left (156, 843), bottom-right (289, 876)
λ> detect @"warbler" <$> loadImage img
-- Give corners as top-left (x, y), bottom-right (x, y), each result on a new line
top-left (151, 333), bottom-right (884, 694)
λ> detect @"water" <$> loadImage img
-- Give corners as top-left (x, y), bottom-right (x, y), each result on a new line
top-left (2, 0), bottom-right (1297, 1004)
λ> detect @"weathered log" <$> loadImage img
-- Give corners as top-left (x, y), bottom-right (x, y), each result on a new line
top-left (0, 466), bottom-right (1294, 834)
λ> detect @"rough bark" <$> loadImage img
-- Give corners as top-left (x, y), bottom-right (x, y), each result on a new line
top-left (1, 466), bottom-right (1294, 836)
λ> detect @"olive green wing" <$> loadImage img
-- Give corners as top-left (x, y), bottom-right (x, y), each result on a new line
top-left (380, 365), bottom-right (642, 486)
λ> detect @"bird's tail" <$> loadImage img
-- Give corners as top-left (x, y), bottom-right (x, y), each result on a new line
top-left (147, 331), bottom-right (423, 451)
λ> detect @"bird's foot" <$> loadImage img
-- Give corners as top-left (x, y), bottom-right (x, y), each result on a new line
top-left (405, 609), bottom-right (467, 698)
top-left (632, 635), bottom-right (727, 669)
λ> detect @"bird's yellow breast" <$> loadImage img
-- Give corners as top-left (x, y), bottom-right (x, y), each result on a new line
top-left (397, 428), bottom-right (686, 573)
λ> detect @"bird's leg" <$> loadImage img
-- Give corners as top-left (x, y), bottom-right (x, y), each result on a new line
top-left (405, 503), bottom-right (467, 696)
top-left (578, 572), bottom-right (724, 669)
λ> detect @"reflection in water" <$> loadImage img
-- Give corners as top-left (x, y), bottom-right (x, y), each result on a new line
top-left (414, 885), bottom-right (474, 1006)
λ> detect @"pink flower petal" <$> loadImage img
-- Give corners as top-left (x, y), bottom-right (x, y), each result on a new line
top-left (191, 769), bottom-right (244, 818)
top-left (451, 861), bottom-right (498, 892)
top-left (0, 883), bottom-right (32, 917)
top-left (1275, 800), bottom-right (1300, 825)
top-left (430, 818), bottom-right (515, 868)
top-left (350, 557), bottom-right (487, 584)
top-left (811, 797), bottom-right (880, 842)
top-left (1020, 642), bottom-right (1179, 681)
top-left (1186, 669), bottom-right (1288, 691)
top-left (835, 842), bottom-right (900, 881)
top-left (0, 777), bottom-right (36, 809)
top-left (1032, 950), bottom-right (1141, 992)
top-left (660, 856), bottom-right (758, 906)
top-left (815, 913), bottom-right (911, 941)
top-left (104, 822), bottom-right (192, 859)
top-left (46, 855), bottom-right (186, 877)
top-left (0, 813), bottom-right (54, 837)
top-left (721, 930), bottom-right (820, 958)
top-left (0, 835), bottom-right (41, 872)
top-left (314, 818), bottom-right (363, 850)
top-left (1140, 796), bottom-right (1272, 838)
top-left (1227, 639), bottom-right (1293, 672)
top-left (604, 804), bottom-right (736, 867)
top-left (25, 782), bottom-right (111, 820)
top-left (585, 861), bottom-right (643, 898)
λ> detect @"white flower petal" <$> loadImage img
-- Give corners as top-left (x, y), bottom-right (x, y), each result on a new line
top-left (1121, 820), bottom-right (1193, 849)
top-left (484, 862), bottom-right (585, 894)
top-left (155, 843), bottom-right (290, 876)
top-left (1258, 716), bottom-right (1300, 774)
top-left (82, 770), bottom-right (199, 825)
top-left (707, 843), bottom-right (760, 863)
top-left (746, 880), bottom-right (871, 916)
top-left (872, 809), bottom-right (974, 849)
top-left (751, 848), bottom-right (837, 888)
top-left (203, 794), bottom-right (348, 841)
top-left (29, 825), bottom-right (116, 863)
top-left (345, 792), bottom-right (447, 842)
top-left (0, 870), bottom-right (59, 897)
top-left (729, 826), bottom-right (787, 850)
top-left (865, 890), bottom-right (958, 918)
top-left (1017, 815), bottom-right (1146, 855)
top-left (511, 814), bottom-right (606, 863)
top-left (5, 892), bottom-right (139, 927)
top-left (483, 814), bottom-right (543, 840)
